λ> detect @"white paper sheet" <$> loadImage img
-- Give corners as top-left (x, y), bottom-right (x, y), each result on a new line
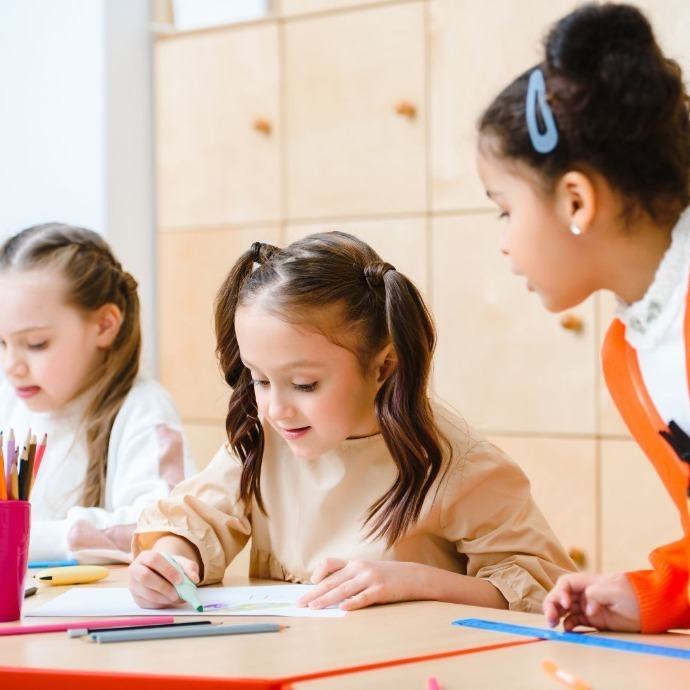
top-left (27, 585), bottom-right (346, 618)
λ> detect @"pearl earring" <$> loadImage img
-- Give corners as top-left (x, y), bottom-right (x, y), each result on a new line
top-left (570, 222), bottom-right (582, 236)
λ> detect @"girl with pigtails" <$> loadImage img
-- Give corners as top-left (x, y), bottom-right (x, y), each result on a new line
top-left (0, 223), bottom-right (195, 563)
top-left (131, 231), bottom-right (574, 613)
top-left (477, 3), bottom-right (690, 632)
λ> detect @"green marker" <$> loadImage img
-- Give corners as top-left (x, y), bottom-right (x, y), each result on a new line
top-left (161, 552), bottom-right (204, 612)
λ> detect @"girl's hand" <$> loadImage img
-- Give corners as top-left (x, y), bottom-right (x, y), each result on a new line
top-left (128, 550), bottom-right (200, 609)
top-left (297, 558), bottom-right (422, 611)
top-left (543, 572), bottom-right (641, 632)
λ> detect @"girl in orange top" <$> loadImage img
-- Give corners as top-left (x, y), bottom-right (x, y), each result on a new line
top-left (476, 3), bottom-right (690, 633)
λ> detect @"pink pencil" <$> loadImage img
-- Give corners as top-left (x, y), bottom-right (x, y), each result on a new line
top-left (0, 615), bottom-right (175, 637)
top-left (32, 433), bottom-right (48, 479)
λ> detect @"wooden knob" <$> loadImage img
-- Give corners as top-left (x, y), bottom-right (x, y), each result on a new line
top-left (395, 101), bottom-right (416, 119)
top-left (560, 313), bottom-right (583, 332)
top-left (568, 547), bottom-right (587, 568)
top-left (253, 118), bottom-right (272, 135)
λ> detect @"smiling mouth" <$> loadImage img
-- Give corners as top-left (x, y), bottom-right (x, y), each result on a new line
top-left (280, 426), bottom-right (310, 439)
top-left (15, 386), bottom-right (41, 399)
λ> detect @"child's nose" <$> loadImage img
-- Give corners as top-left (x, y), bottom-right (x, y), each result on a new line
top-left (269, 390), bottom-right (294, 421)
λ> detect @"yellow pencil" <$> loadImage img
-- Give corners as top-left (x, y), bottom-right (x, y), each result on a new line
top-left (10, 449), bottom-right (19, 500)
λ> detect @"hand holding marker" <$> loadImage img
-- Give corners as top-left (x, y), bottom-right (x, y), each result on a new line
top-left (162, 552), bottom-right (204, 612)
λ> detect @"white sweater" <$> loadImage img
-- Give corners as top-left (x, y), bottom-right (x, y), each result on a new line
top-left (0, 376), bottom-right (195, 563)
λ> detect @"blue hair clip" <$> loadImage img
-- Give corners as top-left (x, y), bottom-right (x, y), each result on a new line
top-left (526, 68), bottom-right (558, 154)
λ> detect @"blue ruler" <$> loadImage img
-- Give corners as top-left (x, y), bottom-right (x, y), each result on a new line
top-left (453, 618), bottom-right (690, 660)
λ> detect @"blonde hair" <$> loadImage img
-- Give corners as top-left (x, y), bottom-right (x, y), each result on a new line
top-left (0, 223), bottom-right (141, 507)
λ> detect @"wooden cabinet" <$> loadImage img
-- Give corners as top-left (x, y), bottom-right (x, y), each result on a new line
top-left (491, 435), bottom-right (598, 571)
top-left (279, 0), bottom-right (397, 17)
top-left (429, 0), bottom-right (582, 212)
top-left (154, 0), bottom-right (688, 575)
top-left (283, 1), bottom-right (426, 219)
top-left (158, 226), bottom-right (280, 425)
top-left (155, 23), bottom-right (281, 229)
top-left (431, 213), bottom-right (597, 436)
top-left (600, 439), bottom-right (683, 573)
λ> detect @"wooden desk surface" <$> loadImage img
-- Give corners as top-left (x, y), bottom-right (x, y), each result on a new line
top-left (1, 566), bottom-right (536, 684)
top-left (5, 567), bottom-right (688, 689)
top-left (288, 634), bottom-right (690, 690)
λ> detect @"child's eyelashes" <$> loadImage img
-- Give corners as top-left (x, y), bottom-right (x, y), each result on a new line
top-left (497, 211), bottom-right (509, 220)
top-left (293, 382), bottom-right (318, 392)
top-left (248, 379), bottom-right (319, 393)
top-left (0, 339), bottom-right (48, 350)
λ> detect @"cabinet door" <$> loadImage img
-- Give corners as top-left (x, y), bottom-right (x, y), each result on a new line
top-left (429, 0), bottom-right (581, 212)
top-left (492, 435), bottom-right (597, 571)
top-left (284, 1), bottom-right (426, 219)
top-left (158, 226), bottom-right (281, 421)
top-left (600, 439), bottom-right (683, 573)
top-left (432, 213), bottom-right (597, 435)
top-left (279, 0), bottom-right (396, 17)
top-left (286, 218), bottom-right (428, 298)
top-left (155, 24), bottom-right (281, 228)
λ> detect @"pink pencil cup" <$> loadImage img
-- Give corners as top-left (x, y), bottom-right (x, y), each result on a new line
top-left (0, 501), bottom-right (31, 622)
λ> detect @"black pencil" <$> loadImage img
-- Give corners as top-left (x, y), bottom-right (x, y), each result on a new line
top-left (67, 620), bottom-right (213, 638)
top-left (17, 445), bottom-right (29, 500)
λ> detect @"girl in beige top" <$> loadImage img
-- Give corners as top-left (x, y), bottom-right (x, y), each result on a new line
top-left (130, 231), bottom-right (575, 613)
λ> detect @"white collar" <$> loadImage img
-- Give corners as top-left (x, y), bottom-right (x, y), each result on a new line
top-left (616, 207), bottom-right (690, 350)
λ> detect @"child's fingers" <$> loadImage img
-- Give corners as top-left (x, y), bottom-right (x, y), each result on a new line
top-left (309, 557), bottom-right (346, 585)
top-left (305, 570), bottom-right (366, 610)
top-left (130, 581), bottom-right (178, 609)
top-left (129, 559), bottom-right (180, 608)
top-left (131, 552), bottom-right (182, 598)
top-left (543, 598), bottom-right (565, 627)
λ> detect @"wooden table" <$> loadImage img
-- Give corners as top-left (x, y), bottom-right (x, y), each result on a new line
top-left (2, 566), bottom-right (688, 689)
top-left (0, 566), bottom-right (532, 689)
top-left (287, 630), bottom-right (690, 689)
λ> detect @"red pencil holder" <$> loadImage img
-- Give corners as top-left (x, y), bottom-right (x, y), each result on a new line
top-left (0, 500), bottom-right (31, 622)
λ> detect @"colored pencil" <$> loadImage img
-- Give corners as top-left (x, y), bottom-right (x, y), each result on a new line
top-left (32, 433), bottom-right (48, 480)
top-left (26, 433), bottom-right (37, 497)
top-left (9, 448), bottom-right (19, 500)
top-left (68, 620), bottom-right (212, 638)
top-left (93, 622), bottom-right (286, 644)
top-left (27, 559), bottom-right (79, 569)
top-left (4, 429), bottom-right (12, 498)
top-left (0, 616), bottom-right (176, 637)
top-left (17, 445), bottom-right (29, 500)
top-left (0, 432), bottom-right (6, 500)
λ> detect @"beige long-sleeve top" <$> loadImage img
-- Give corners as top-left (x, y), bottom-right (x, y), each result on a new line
top-left (134, 402), bottom-right (575, 612)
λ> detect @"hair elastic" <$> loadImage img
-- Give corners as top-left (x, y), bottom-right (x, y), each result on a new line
top-left (526, 68), bottom-right (558, 154)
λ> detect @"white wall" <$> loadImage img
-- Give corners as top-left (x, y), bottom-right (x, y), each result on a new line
top-left (0, 0), bottom-right (156, 371)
